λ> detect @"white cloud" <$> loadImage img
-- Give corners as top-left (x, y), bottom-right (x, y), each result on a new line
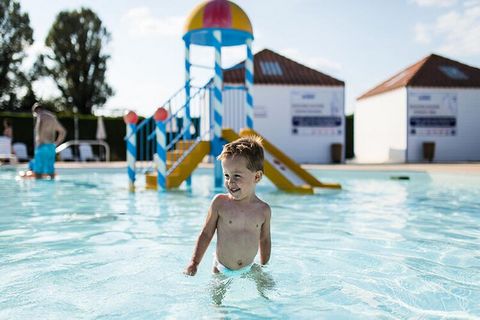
top-left (414, 23), bottom-right (432, 44)
top-left (412, 0), bottom-right (457, 7)
top-left (279, 48), bottom-right (342, 72)
top-left (122, 7), bottom-right (184, 37)
top-left (414, 2), bottom-right (480, 55)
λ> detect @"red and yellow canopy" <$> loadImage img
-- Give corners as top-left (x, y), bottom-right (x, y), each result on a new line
top-left (184, 0), bottom-right (253, 46)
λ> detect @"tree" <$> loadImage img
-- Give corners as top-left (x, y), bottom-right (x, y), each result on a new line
top-left (36, 8), bottom-right (113, 114)
top-left (0, 0), bottom-right (34, 111)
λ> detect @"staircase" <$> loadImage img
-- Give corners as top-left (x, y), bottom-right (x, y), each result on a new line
top-left (145, 139), bottom-right (210, 189)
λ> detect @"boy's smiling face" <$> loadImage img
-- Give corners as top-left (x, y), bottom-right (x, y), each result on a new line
top-left (222, 155), bottom-right (262, 201)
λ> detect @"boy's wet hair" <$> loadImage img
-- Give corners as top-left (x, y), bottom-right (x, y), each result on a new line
top-left (217, 136), bottom-right (264, 172)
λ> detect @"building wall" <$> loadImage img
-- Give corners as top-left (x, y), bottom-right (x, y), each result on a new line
top-left (407, 88), bottom-right (480, 162)
top-left (223, 85), bottom-right (247, 132)
top-left (354, 88), bottom-right (407, 163)
top-left (223, 84), bottom-right (345, 164)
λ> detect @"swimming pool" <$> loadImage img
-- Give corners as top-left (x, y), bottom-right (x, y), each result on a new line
top-left (1, 167), bottom-right (479, 319)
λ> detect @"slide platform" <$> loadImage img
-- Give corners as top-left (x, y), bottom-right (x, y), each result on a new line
top-left (222, 128), bottom-right (341, 194)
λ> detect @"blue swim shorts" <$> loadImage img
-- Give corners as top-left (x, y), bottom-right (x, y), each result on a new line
top-left (29, 144), bottom-right (56, 175)
top-left (213, 257), bottom-right (253, 277)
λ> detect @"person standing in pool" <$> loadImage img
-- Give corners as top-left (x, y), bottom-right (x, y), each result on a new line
top-left (184, 136), bottom-right (271, 277)
top-left (28, 103), bottom-right (66, 179)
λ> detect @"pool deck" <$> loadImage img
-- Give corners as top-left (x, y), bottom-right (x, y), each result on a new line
top-left (47, 161), bottom-right (480, 174)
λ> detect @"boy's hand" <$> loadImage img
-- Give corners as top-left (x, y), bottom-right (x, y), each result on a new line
top-left (184, 262), bottom-right (198, 276)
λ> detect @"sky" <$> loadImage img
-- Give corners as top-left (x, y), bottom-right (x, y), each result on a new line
top-left (19, 0), bottom-right (480, 116)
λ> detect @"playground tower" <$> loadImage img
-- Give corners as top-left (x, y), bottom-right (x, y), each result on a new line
top-left (183, 0), bottom-right (254, 188)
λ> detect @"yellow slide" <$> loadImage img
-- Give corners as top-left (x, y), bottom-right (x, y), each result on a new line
top-left (222, 128), bottom-right (341, 194)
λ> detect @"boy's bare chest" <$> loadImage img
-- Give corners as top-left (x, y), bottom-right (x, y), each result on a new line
top-left (219, 206), bottom-right (264, 231)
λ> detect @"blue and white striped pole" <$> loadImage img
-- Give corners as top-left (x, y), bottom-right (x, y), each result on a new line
top-left (184, 41), bottom-right (192, 188)
top-left (154, 107), bottom-right (168, 190)
top-left (185, 41), bottom-right (191, 140)
top-left (213, 30), bottom-right (224, 189)
top-left (245, 38), bottom-right (254, 129)
top-left (124, 111), bottom-right (138, 192)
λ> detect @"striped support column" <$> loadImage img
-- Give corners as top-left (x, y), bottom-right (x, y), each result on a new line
top-left (185, 42), bottom-right (191, 140)
top-left (155, 120), bottom-right (166, 190)
top-left (124, 111), bottom-right (138, 192)
top-left (213, 30), bottom-right (224, 189)
top-left (184, 42), bottom-right (192, 187)
top-left (245, 38), bottom-right (254, 129)
top-left (154, 107), bottom-right (168, 190)
top-left (126, 124), bottom-right (136, 192)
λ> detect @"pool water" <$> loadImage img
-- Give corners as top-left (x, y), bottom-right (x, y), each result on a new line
top-left (1, 167), bottom-right (479, 319)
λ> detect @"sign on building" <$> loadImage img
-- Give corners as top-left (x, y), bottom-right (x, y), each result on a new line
top-left (408, 92), bottom-right (457, 136)
top-left (290, 91), bottom-right (342, 136)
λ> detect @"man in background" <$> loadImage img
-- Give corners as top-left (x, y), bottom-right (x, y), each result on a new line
top-left (28, 103), bottom-right (66, 178)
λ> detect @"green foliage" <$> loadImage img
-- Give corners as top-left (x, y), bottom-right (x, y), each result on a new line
top-left (35, 7), bottom-right (113, 115)
top-left (0, 0), bottom-right (34, 111)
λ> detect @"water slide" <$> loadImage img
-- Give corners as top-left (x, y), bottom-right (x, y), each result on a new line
top-left (222, 128), bottom-right (341, 194)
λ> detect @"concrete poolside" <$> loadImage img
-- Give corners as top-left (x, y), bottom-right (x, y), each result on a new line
top-left (45, 161), bottom-right (480, 174)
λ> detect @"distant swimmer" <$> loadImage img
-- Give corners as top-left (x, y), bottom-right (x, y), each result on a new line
top-left (25, 103), bottom-right (66, 179)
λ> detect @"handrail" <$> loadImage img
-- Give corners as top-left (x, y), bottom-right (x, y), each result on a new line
top-left (162, 81), bottom-right (211, 125)
top-left (56, 140), bottom-right (110, 161)
top-left (124, 81), bottom-right (200, 141)
top-left (133, 116), bottom-right (153, 135)
top-left (128, 80), bottom-right (212, 177)
top-left (166, 126), bottom-right (213, 175)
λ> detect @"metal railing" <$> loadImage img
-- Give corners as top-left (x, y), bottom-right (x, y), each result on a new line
top-left (56, 140), bottom-right (110, 162)
top-left (132, 82), bottom-right (213, 174)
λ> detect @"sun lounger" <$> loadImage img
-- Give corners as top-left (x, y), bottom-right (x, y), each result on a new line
top-left (12, 142), bottom-right (29, 162)
top-left (0, 136), bottom-right (17, 164)
top-left (79, 143), bottom-right (99, 161)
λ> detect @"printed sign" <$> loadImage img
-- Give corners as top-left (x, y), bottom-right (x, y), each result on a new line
top-left (291, 91), bottom-right (343, 136)
top-left (409, 92), bottom-right (457, 136)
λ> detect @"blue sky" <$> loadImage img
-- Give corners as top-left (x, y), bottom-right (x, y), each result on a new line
top-left (19, 0), bottom-right (480, 116)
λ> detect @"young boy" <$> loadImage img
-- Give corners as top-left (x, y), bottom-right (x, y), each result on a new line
top-left (185, 136), bottom-right (271, 276)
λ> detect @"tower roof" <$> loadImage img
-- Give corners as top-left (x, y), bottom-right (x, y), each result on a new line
top-left (183, 0), bottom-right (252, 46)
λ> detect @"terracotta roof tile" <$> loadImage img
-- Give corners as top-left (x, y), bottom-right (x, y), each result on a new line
top-left (223, 49), bottom-right (344, 86)
top-left (358, 54), bottom-right (480, 100)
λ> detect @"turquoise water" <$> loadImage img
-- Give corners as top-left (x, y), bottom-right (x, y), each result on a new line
top-left (1, 167), bottom-right (479, 319)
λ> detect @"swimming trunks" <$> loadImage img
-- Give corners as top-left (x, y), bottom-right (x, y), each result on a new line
top-left (29, 144), bottom-right (56, 175)
top-left (213, 257), bottom-right (253, 277)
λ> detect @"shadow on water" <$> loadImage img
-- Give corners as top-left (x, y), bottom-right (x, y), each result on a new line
top-left (209, 264), bottom-right (276, 306)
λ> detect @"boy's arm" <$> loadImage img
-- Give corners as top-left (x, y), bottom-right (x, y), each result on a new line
top-left (184, 196), bottom-right (220, 276)
top-left (259, 205), bottom-right (272, 265)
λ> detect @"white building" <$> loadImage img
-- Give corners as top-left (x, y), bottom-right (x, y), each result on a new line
top-left (355, 54), bottom-right (480, 163)
top-left (222, 49), bottom-right (345, 164)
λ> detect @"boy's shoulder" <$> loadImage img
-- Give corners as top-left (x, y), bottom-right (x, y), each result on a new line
top-left (255, 197), bottom-right (271, 215)
top-left (210, 193), bottom-right (230, 206)
top-left (212, 193), bottom-right (229, 201)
